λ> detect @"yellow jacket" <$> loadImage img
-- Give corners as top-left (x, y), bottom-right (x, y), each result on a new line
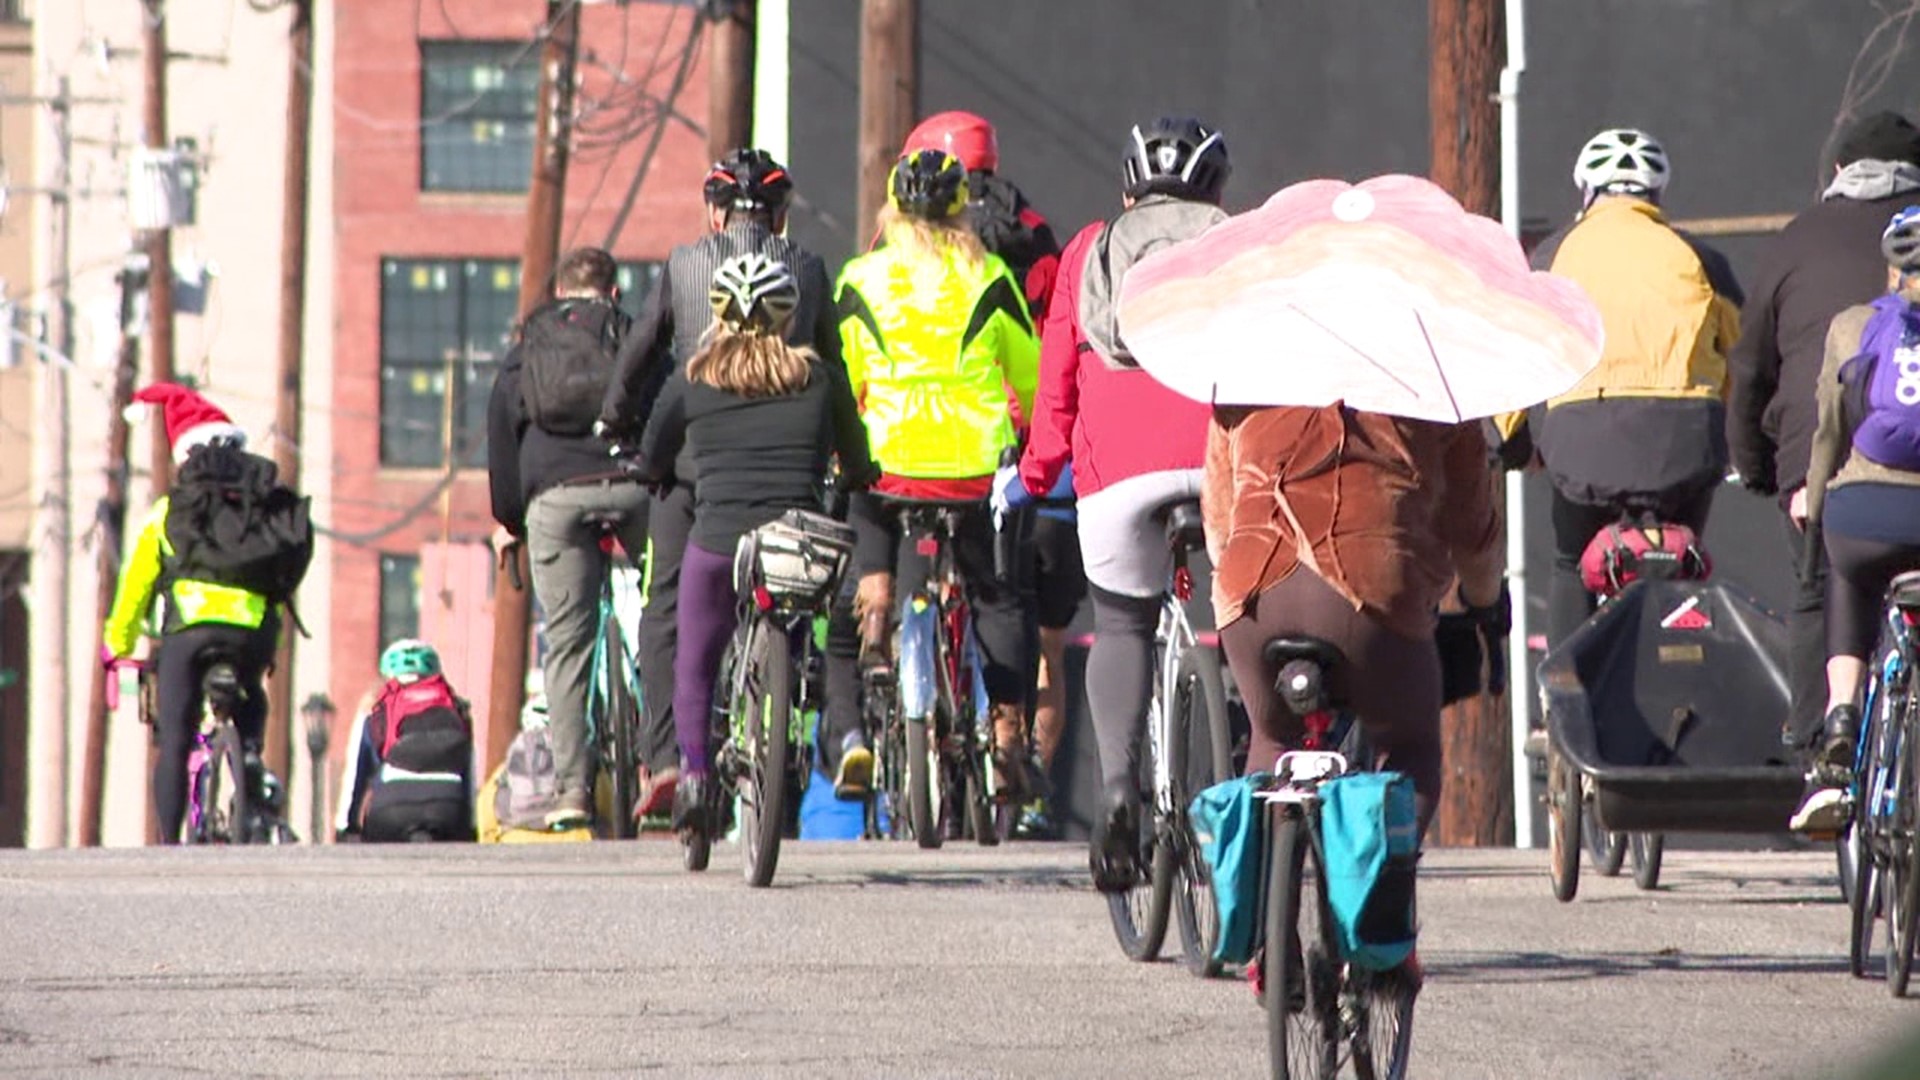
top-left (837, 242), bottom-right (1039, 479)
top-left (103, 496), bottom-right (270, 657)
top-left (1546, 198), bottom-right (1739, 406)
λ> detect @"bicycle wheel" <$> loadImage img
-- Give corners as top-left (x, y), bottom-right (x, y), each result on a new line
top-left (1106, 728), bottom-right (1173, 963)
top-left (202, 725), bottom-right (251, 845)
top-left (1171, 647), bottom-right (1232, 977)
top-left (1849, 705), bottom-right (1886, 979)
top-left (1547, 748), bottom-right (1581, 902)
top-left (1266, 808), bottom-right (1340, 1080)
top-left (906, 716), bottom-right (942, 849)
top-left (603, 617), bottom-right (642, 841)
top-left (741, 621), bottom-right (793, 889)
top-left (866, 683), bottom-right (905, 840)
top-left (1351, 965), bottom-right (1417, 1080)
top-left (1891, 693), bottom-right (1920, 997)
top-left (1582, 796), bottom-right (1627, 878)
top-left (1630, 833), bottom-right (1664, 891)
top-left (965, 751), bottom-right (998, 848)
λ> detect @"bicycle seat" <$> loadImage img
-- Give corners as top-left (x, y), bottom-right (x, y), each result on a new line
top-left (1891, 570), bottom-right (1920, 610)
top-left (1264, 637), bottom-right (1349, 715)
top-left (1164, 500), bottom-right (1206, 554)
top-left (201, 662), bottom-right (245, 717)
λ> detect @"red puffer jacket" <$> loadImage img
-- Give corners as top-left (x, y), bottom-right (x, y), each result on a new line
top-left (1019, 221), bottom-right (1211, 499)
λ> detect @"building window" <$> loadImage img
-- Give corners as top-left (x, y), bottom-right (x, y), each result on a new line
top-left (379, 258), bottom-right (520, 468)
top-left (378, 554), bottom-right (422, 650)
top-left (420, 41), bottom-right (539, 194)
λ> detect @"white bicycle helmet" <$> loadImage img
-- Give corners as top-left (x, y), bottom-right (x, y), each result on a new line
top-left (1573, 128), bottom-right (1671, 198)
top-left (708, 252), bottom-right (800, 334)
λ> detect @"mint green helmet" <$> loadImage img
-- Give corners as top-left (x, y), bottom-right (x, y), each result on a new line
top-left (378, 638), bottom-right (441, 680)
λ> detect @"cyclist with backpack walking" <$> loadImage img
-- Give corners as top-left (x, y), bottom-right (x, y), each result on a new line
top-left (103, 383), bottom-right (312, 844)
top-left (487, 246), bottom-right (644, 830)
top-left (597, 149), bottom-right (863, 805)
top-left (993, 115), bottom-right (1230, 887)
top-left (839, 147), bottom-right (1041, 808)
top-left (336, 639), bottom-right (475, 842)
top-left (629, 253), bottom-right (877, 840)
top-left (1792, 206), bottom-right (1920, 831)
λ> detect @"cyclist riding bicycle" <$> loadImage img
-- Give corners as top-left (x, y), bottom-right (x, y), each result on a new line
top-left (1207, 403), bottom-right (1507, 841)
top-left (599, 148), bottom-right (849, 813)
top-left (900, 109), bottom-right (1062, 315)
top-left (630, 253), bottom-right (878, 836)
top-left (1492, 128), bottom-right (1742, 649)
top-left (992, 115), bottom-right (1230, 887)
top-left (837, 147), bottom-right (1041, 806)
top-left (1794, 205), bottom-right (1920, 831)
top-left (102, 384), bottom-right (280, 845)
top-left (487, 246), bottom-right (642, 830)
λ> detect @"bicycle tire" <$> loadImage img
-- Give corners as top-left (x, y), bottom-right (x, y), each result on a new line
top-left (1583, 802), bottom-right (1627, 877)
top-left (1172, 647), bottom-right (1231, 977)
top-left (742, 620), bottom-right (793, 889)
top-left (1839, 825), bottom-right (1862, 910)
top-left (1547, 748), bottom-right (1581, 902)
top-left (1106, 727), bottom-right (1173, 963)
top-left (1266, 807), bottom-right (1340, 1080)
top-left (906, 716), bottom-right (941, 849)
top-left (966, 754), bottom-right (998, 849)
top-left (1850, 817), bottom-right (1880, 980)
top-left (1631, 833), bottom-right (1664, 891)
top-left (1351, 964), bottom-right (1417, 1080)
top-left (205, 725), bottom-right (251, 845)
top-left (603, 617), bottom-right (642, 841)
top-left (870, 688), bottom-right (907, 840)
top-left (1892, 689), bottom-right (1920, 997)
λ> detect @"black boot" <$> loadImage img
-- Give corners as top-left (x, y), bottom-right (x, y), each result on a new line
top-left (673, 772), bottom-right (710, 834)
top-left (1089, 783), bottom-right (1144, 894)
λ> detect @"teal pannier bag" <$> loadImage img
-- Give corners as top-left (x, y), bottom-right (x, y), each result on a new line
top-left (1319, 771), bottom-right (1419, 971)
top-left (1189, 772), bottom-right (1272, 967)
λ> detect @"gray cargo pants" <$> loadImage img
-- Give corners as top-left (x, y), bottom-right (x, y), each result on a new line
top-left (526, 478), bottom-right (651, 800)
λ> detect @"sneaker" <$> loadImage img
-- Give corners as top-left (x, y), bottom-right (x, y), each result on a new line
top-left (835, 743), bottom-right (875, 800)
top-left (544, 789), bottom-right (592, 831)
top-left (1089, 786), bottom-right (1144, 893)
top-left (633, 765), bottom-right (679, 822)
top-left (1015, 799), bottom-right (1057, 840)
top-left (1790, 786), bottom-right (1850, 834)
top-left (1815, 704), bottom-right (1862, 782)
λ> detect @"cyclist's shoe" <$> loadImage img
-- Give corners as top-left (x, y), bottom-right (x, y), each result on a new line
top-left (1089, 784), bottom-right (1145, 893)
top-left (835, 738), bottom-right (875, 800)
top-left (1790, 785), bottom-right (1851, 834)
top-left (634, 765), bottom-right (679, 823)
top-left (673, 772), bottom-right (711, 834)
top-left (1015, 798), bottom-right (1058, 840)
top-left (1813, 704), bottom-right (1862, 784)
top-left (544, 789), bottom-right (592, 831)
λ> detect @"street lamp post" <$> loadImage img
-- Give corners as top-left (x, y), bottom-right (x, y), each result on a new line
top-left (300, 693), bottom-right (334, 843)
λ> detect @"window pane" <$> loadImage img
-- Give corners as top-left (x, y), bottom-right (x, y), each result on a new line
top-left (420, 41), bottom-right (537, 194)
top-left (463, 260), bottom-right (520, 361)
top-left (379, 554), bottom-right (422, 650)
top-left (380, 362), bottom-right (447, 468)
top-left (380, 256), bottom-right (523, 469)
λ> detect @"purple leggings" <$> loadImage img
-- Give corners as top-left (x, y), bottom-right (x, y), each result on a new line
top-left (673, 542), bottom-right (740, 775)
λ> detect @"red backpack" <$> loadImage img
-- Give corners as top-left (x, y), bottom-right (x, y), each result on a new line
top-left (1578, 522), bottom-right (1711, 599)
top-left (373, 674), bottom-right (467, 760)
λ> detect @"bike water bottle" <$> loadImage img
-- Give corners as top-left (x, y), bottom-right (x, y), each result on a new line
top-left (898, 595), bottom-right (938, 719)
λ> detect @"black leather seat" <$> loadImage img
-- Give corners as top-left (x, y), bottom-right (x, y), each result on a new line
top-left (1164, 500), bottom-right (1206, 553)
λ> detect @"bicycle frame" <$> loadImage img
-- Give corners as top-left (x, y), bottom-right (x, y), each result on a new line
top-left (1857, 607), bottom-right (1915, 855)
top-left (1147, 566), bottom-right (1202, 819)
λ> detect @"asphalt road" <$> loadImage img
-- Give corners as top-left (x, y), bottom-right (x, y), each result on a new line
top-left (0, 842), bottom-right (1913, 1079)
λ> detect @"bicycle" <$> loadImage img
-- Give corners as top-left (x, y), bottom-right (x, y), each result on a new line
top-left (869, 498), bottom-right (1002, 850)
top-left (680, 508), bottom-right (855, 884)
top-left (109, 655), bottom-right (291, 845)
top-left (583, 514), bottom-right (647, 838)
top-left (1100, 499), bottom-right (1236, 977)
top-left (1844, 570), bottom-right (1920, 996)
top-left (1257, 638), bottom-right (1415, 1080)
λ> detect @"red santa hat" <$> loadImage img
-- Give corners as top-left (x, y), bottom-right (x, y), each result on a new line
top-left (126, 382), bottom-right (247, 464)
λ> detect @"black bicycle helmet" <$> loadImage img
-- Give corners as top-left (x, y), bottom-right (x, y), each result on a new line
top-left (703, 148), bottom-right (795, 214)
top-left (1884, 205), bottom-right (1920, 274)
top-left (888, 148), bottom-right (970, 220)
top-left (1122, 116), bottom-right (1231, 204)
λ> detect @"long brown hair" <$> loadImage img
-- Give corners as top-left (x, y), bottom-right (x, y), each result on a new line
top-left (685, 323), bottom-right (816, 398)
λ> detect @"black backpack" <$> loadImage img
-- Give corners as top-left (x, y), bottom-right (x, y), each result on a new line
top-left (164, 443), bottom-right (314, 606)
top-left (519, 298), bottom-right (627, 436)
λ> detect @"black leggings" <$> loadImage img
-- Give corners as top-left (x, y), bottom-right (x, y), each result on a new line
top-left (1824, 483), bottom-right (1920, 662)
top-left (153, 622), bottom-right (276, 843)
top-left (1087, 584), bottom-right (1160, 790)
top-left (848, 493), bottom-right (1030, 705)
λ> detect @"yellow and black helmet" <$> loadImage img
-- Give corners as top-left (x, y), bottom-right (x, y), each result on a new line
top-left (888, 148), bottom-right (970, 220)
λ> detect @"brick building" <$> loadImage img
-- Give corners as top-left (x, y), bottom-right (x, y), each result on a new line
top-left (325, 0), bottom-right (711, 760)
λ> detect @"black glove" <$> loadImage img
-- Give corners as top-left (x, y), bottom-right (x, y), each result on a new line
top-left (1459, 582), bottom-right (1512, 697)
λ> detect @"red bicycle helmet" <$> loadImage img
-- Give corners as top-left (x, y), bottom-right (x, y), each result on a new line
top-left (903, 111), bottom-right (999, 173)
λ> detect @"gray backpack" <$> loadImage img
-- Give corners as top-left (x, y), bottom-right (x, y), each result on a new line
top-left (1078, 195), bottom-right (1228, 371)
top-left (494, 723), bottom-right (563, 830)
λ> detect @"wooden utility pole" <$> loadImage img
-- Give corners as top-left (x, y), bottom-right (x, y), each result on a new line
top-left (706, 0), bottom-right (755, 160)
top-left (142, 0), bottom-right (176, 492)
top-left (487, 0), bottom-right (581, 776)
top-left (262, 0), bottom-right (315, 804)
top-left (856, 0), bottom-right (917, 239)
top-left (79, 269), bottom-right (145, 847)
top-left (1429, 0), bottom-right (1510, 847)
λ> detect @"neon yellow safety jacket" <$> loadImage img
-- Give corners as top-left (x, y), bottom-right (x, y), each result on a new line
top-left (103, 496), bottom-right (270, 658)
top-left (836, 243), bottom-right (1039, 479)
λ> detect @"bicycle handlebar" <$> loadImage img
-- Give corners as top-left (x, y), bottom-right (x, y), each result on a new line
top-left (104, 656), bottom-right (145, 712)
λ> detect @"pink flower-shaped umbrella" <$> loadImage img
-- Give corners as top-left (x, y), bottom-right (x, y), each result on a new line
top-left (1116, 174), bottom-right (1604, 423)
